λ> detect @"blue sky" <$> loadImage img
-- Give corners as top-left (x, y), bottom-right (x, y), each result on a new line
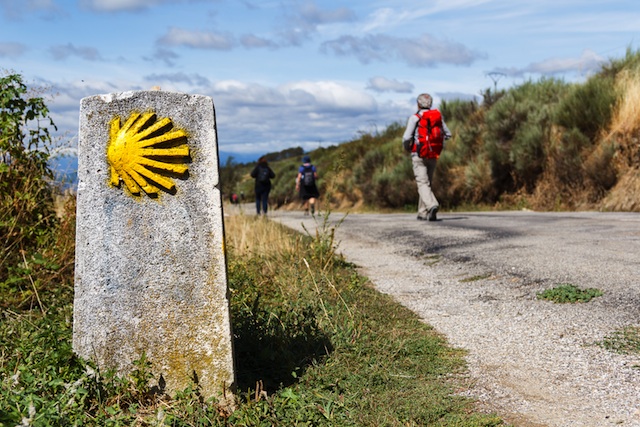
top-left (1, 0), bottom-right (638, 164)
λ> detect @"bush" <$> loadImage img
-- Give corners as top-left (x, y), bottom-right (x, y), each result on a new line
top-left (554, 75), bottom-right (618, 142)
top-left (584, 139), bottom-right (618, 197)
top-left (484, 78), bottom-right (568, 193)
top-left (0, 74), bottom-right (59, 292)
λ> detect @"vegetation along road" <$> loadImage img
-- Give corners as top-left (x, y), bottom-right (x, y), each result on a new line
top-left (271, 209), bottom-right (640, 427)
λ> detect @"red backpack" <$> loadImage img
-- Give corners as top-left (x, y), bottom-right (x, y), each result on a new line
top-left (414, 109), bottom-right (444, 159)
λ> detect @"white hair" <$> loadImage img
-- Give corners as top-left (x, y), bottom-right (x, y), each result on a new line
top-left (417, 93), bottom-right (433, 109)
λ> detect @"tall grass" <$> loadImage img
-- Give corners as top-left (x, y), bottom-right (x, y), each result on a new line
top-left (222, 213), bottom-right (504, 426)
top-left (1, 203), bottom-right (504, 425)
top-left (609, 68), bottom-right (640, 136)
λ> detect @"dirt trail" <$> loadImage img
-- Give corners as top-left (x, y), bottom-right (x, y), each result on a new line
top-left (269, 209), bottom-right (640, 427)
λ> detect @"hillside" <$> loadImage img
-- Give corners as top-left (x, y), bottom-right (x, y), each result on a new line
top-left (224, 48), bottom-right (640, 213)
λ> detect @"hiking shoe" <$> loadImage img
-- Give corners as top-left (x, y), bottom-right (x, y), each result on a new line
top-left (427, 206), bottom-right (439, 221)
top-left (417, 215), bottom-right (428, 221)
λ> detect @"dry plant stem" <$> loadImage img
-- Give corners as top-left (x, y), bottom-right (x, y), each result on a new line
top-left (325, 276), bottom-right (353, 318)
top-left (21, 250), bottom-right (46, 315)
top-left (302, 257), bottom-right (334, 331)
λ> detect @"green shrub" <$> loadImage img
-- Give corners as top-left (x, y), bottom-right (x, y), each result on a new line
top-left (554, 75), bottom-right (618, 142)
top-left (463, 154), bottom-right (494, 203)
top-left (484, 78), bottom-right (569, 193)
top-left (600, 47), bottom-right (640, 77)
top-left (440, 98), bottom-right (479, 124)
top-left (0, 74), bottom-right (59, 298)
top-left (548, 127), bottom-right (590, 186)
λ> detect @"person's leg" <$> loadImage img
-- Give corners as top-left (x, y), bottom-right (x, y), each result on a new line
top-left (412, 156), bottom-right (438, 219)
top-left (309, 197), bottom-right (316, 215)
top-left (262, 190), bottom-right (269, 214)
top-left (425, 158), bottom-right (439, 220)
top-left (255, 192), bottom-right (261, 214)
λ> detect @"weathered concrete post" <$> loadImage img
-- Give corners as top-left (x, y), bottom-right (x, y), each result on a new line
top-left (73, 90), bottom-right (235, 404)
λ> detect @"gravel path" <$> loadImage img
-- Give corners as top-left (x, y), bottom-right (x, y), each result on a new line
top-left (269, 209), bottom-right (640, 427)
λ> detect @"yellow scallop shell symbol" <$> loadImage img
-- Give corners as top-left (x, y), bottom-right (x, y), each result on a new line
top-left (106, 111), bottom-right (189, 197)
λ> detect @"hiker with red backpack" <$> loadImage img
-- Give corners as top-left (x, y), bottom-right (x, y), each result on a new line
top-left (402, 93), bottom-right (451, 222)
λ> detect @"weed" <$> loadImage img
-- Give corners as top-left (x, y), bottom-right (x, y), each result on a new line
top-left (599, 326), bottom-right (640, 356)
top-left (421, 253), bottom-right (442, 266)
top-left (460, 273), bottom-right (493, 283)
top-left (536, 284), bottom-right (603, 303)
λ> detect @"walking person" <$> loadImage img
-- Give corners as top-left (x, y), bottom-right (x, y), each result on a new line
top-left (250, 156), bottom-right (276, 215)
top-left (296, 155), bottom-right (319, 215)
top-left (402, 93), bottom-right (451, 221)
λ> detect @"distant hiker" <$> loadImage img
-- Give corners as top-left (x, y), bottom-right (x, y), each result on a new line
top-left (250, 156), bottom-right (276, 215)
top-left (296, 155), bottom-right (319, 215)
top-left (230, 193), bottom-right (238, 204)
top-left (402, 93), bottom-right (451, 222)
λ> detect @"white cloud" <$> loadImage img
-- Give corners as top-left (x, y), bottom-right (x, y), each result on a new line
top-left (278, 1), bottom-right (357, 46)
top-left (321, 33), bottom-right (486, 67)
top-left (49, 43), bottom-right (102, 61)
top-left (78, 0), bottom-right (173, 12)
top-left (492, 49), bottom-right (607, 77)
top-left (240, 34), bottom-right (278, 49)
top-left (280, 81), bottom-right (376, 114)
top-left (525, 49), bottom-right (606, 75)
top-left (366, 76), bottom-right (414, 93)
top-left (296, 1), bottom-right (356, 25)
top-left (158, 27), bottom-right (235, 50)
top-left (146, 47), bottom-right (180, 67)
top-left (360, 0), bottom-right (497, 32)
top-left (144, 72), bottom-right (210, 87)
top-left (0, 42), bottom-right (27, 57)
top-left (1, 0), bottom-right (61, 19)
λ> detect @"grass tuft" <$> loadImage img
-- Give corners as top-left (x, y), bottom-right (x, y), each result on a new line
top-left (599, 326), bottom-right (640, 356)
top-left (536, 284), bottom-right (603, 303)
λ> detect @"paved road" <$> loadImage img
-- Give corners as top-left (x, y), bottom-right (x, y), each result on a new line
top-left (269, 209), bottom-right (640, 427)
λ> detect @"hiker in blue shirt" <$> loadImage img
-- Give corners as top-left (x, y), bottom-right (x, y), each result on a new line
top-left (296, 155), bottom-right (319, 215)
top-left (250, 156), bottom-right (276, 215)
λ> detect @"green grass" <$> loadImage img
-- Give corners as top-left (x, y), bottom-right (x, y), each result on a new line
top-left (599, 326), bottom-right (640, 356)
top-left (536, 284), bottom-right (603, 303)
top-left (0, 212), bottom-right (504, 426)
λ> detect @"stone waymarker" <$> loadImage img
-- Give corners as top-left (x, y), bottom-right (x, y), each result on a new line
top-left (73, 90), bottom-right (235, 404)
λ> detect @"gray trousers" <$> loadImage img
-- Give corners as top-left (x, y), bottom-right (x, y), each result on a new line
top-left (411, 155), bottom-right (439, 217)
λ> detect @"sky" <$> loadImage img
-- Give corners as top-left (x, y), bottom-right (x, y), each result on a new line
top-left (1, 0), bottom-right (639, 165)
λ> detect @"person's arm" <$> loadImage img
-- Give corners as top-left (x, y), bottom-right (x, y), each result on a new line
top-left (442, 119), bottom-right (452, 140)
top-left (402, 114), bottom-right (419, 151)
top-left (295, 171), bottom-right (302, 190)
top-left (250, 166), bottom-right (258, 178)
